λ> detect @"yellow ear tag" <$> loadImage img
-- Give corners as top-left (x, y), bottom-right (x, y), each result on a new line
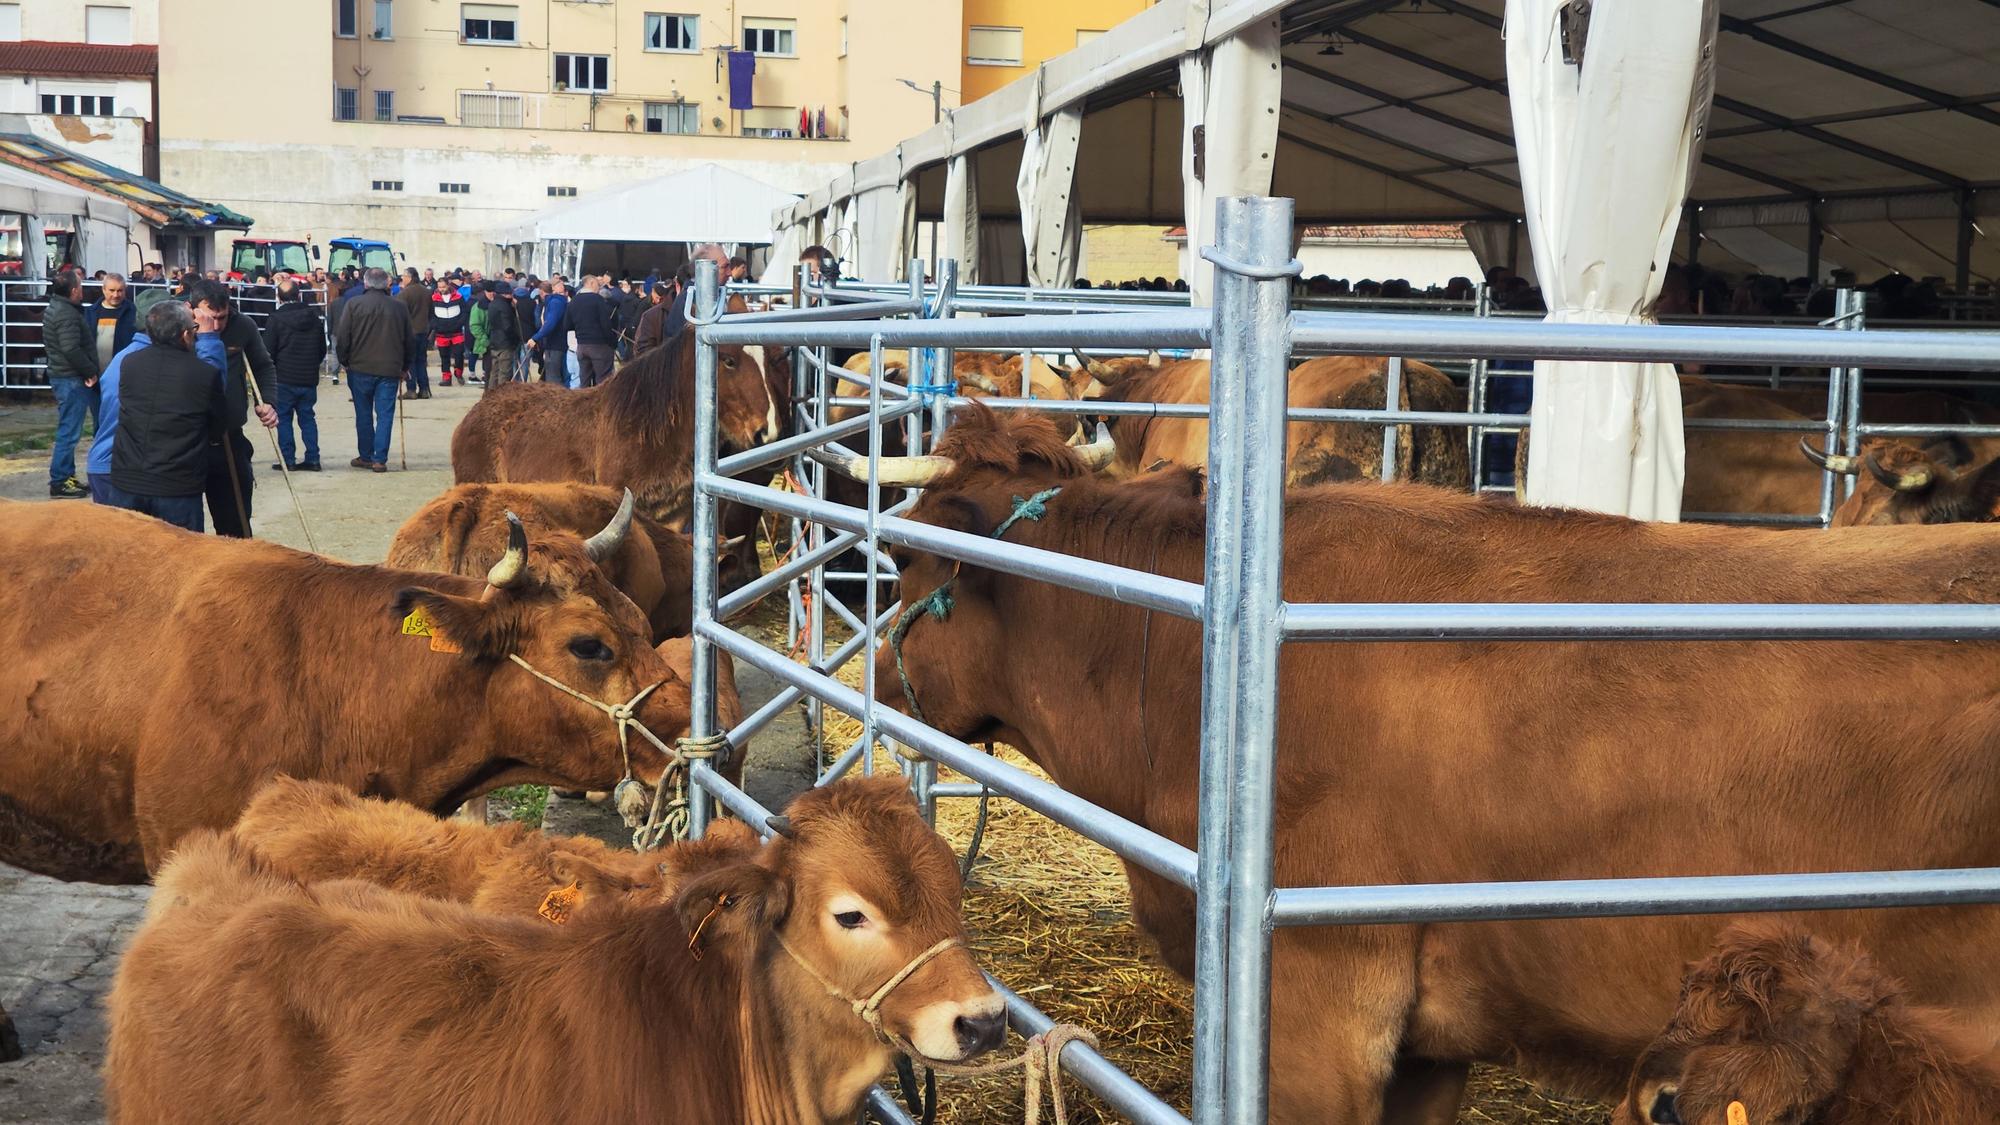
top-left (1728, 1102), bottom-right (1749, 1125)
top-left (400, 605), bottom-right (463, 654)
top-left (538, 880), bottom-right (584, 925)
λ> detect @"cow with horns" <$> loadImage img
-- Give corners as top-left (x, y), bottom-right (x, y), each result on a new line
top-left (0, 499), bottom-right (690, 882)
top-left (1801, 434), bottom-right (2000, 526)
top-left (858, 404), bottom-right (2000, 1123)
top-left (104, 778), bottom-right (1009, 1125)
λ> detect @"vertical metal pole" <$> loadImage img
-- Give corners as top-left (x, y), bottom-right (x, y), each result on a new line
top-left (1193, 196), bottom-right (1293, 1125)
top-left (1686, 206), bottom-right (1703, 268)
top-left (861, 330), bottom-right (884, 780)
top-left (903, 257), bottom-right (937, 822)
top-left (1380, 354), bottom-right (1404, 482)
top-left (1805, 203), bottom-right (1824, 289)
top-left (687, 258), bottom-right (722, 838)
top-left (1837, 288), bottom-right (1865, 501)
top-left (932, 258), bottom-right (959, 452)
top-left (1956, 189), bottom-right (1976, 297)
top-left (1469, 284), bottom-right (1490, 491)
top-left (1817, 357), bottom-right (1844, 528)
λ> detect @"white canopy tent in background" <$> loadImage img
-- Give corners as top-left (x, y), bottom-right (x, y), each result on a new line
top-left (1509, 0), bottom-right (1716, 520)
top-left (0, 160), bottom-right (134, 279)
top-left (493, 163), bottom-right (798, 275)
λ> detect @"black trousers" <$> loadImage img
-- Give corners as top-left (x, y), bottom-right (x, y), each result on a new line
top-left (204, 429), bottom-right (255, 538)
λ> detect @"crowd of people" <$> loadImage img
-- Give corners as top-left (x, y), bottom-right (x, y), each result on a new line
top-left (38, 250), bottom-right (755, 535)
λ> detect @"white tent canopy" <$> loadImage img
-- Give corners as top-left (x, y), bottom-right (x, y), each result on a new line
top-left (498, 163), bottom-right (799, 247)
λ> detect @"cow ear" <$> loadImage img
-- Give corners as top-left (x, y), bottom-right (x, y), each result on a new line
top-left (674, 862), bottom-right (791, 954)
top-left (1962, 457), bottom-right (2000, 522)
top-left (928, 495), bottom-right (994, 539)
top-left (1923, 434), bottom-right (1975, 469)
top-left (391, 588), bottom-right (511, 661)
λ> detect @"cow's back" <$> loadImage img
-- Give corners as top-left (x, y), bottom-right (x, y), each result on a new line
top-left (450, 381), bottom-right (597, 485)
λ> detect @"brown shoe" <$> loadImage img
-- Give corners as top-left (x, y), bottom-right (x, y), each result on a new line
top-left (398, 390), bottom-right (415, 400)
top-left (416, 389), bottom-right (432, 400)
top-left (371, 462), bottom-right (388, 473)
top-left (350, 456), bottom-right (371, 468)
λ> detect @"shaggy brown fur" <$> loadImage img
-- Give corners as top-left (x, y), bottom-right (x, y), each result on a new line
top-left (1094, 355), bottom-right (1468, 488)
top-left (449, 315), bottom-right (777, 527)
top-left (877, 405), bottom-right (2000, 1123)
top-left (229, 777), bottom-right (760, 916)
top-left (386, 481), bottom-right (705, 641)
top-left (105, 779), bottom-right (1004, 1125)
top-left (1616, 923), bottom-right (2000, 1125)
top-left (0, 500), bottom-right (690, 882)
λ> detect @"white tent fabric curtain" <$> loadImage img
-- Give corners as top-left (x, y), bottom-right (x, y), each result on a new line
top-left (893, 160), bottom-right (919, 281)
top-left (852, 187), bottom-right (904, 282)
top-left (944, 151), bottom-right (980, 285)
top-left (1179, 15), bottom-right (1282, 305)
top-left (1015, 106), bottom-right (1084, 288)
top-left (759, 221), bottom-right (803, 286)
top-left (1459, 220), bottom-right (1538, 288)
top-left (1506, 0), bottom-right (1718, 520)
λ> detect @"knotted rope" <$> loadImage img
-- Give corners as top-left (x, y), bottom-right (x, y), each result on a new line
top-left (775, 934), bottom-right (1099, 1125)
top-left (629, 732), bottom-right (730, 851)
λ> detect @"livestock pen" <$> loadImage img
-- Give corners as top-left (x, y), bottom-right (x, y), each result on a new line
top-left (671, 195), bottom-right (2000, 1124)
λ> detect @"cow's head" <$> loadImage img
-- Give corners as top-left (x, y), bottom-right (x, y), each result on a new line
top-left (673, 779), bottom-right (1004, 1114)
top-left (713, 295), bottom-right (783, 450)
top-left (1614, 923), bottom-right (1885, 1125)
top-left (389, 500), bottom-right (688, 805)
top-left (1803, 435), bottom-right (2000, 526)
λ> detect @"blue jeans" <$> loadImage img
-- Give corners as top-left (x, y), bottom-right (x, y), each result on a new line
top-left (406, 334), bottom-right (430, 393)
top-left (98, 480), bottom-right (204, 532)
top-left (348, 372), bottom-right (399, 465)
top-left (49, 375), bottom-right (99, 486)
top-left (274, 383), bottom-right (320, 466)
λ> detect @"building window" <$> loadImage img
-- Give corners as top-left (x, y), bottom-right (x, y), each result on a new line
top-left (547, 185), bottom-right (577, 197)
top-left (1076, 29), bottom-right (1105, 47)
top-left (644, 101), bottom-right (698, 135)
top-left (739, 106), bottom-right (794, 139)
top-left (0, 5), bottom-right (20, 42)
top-left (644, 13), bottom-right (696, 52)
top-left (373, 90), bottom-right (394, 121)
top-left (335, 0), bottom-right (356, 37)
top-left (967, 26), bottom-right (1023, 66)
top-left (334, 86), bottom-right (359, 121)
top-left (742, 17), bottom-right (795, 57)
top-left (372, 0), bottom-right (392, 39)
top-left (372, 180), bottom-right (403, 191)
top-left (85, 5), bottom-right (131, 45)
top-left (462, 3), bottom-right (516, 44)
top-left (553, 53), bottom-right (610, 93)
top-left (460, 90), bottom-right (525, 127)
top-left (440, 182), bottom-right (470, 194)
top-left (40, 93), bottom-right (116, 116)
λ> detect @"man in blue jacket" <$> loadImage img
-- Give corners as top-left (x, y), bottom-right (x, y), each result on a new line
top-left (88, 305), bottom-right (228, 504)
top-left (527, 277), bottom-right (568, 384)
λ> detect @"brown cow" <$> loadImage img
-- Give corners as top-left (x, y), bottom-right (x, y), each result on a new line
top-left (229, 776), bottom-right (760, 917)
top-left (866, 406), bottom-right (2000, 1122)
top-left (1616, 923), bottom-right (2000, 1125)
top-left (1803, 433), bottom-right (2000, 527)
top-left (105, 778), bottom-right (1007, 1125)
top-left (0, 500), bottom-right (687, 883)
top-left (835, 349), bottom-right (1075, 422)
top-left (450, 312), bottom-right (779, 529)
top-left (385, 482), bottom-right (745, 641)
top-left (1089, 355), bottom-right (1468, 488)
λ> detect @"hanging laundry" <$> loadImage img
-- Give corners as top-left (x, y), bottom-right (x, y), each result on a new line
top-left (815, 105), bottom-right (827, 138)
top-left (799, 106), bottom-right (812, 138)
top-left (727, 50), bottom-right (756, 110)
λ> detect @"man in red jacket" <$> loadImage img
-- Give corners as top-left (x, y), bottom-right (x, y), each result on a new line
top-left (431, 281), bottom-right (468, 387)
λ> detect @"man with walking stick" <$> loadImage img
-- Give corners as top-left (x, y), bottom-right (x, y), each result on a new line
top-left (333, 268), bottom-right (411, 473)
top-left (187, 281), bottom-right (276, 537)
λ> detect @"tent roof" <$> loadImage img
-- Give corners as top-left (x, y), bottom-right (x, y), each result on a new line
top-left (787, 0), bottom-right (2000, 280)
top-left (499, 163), bottom-right (799, 246)
top-left (0, 156), bottom-right (132, 228)
top-left (0, 132), bottom-right (241, 230)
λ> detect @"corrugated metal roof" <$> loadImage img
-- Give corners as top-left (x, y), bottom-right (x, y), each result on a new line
top-left (0, 41), bottom-right (157, 80)
top-left (0, 133), bottom-right (248, 231)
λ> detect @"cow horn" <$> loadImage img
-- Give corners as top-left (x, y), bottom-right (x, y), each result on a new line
top-left (486, 512), bottom-right (528, 589)
top-left (1072, 424), bottom-right (1117, 471)
top-left (1865, 452), bottom-right (1933, 493)
top-left (816, 448), bottom-right (957, 487)
top-left (719, 534), bottom-right (748, 550)
top-left (962, 372), bottom-right (1002, 394)
top-left (765, 815), bottom-right (796, 839)
top-left (583, 489), bottom-right (636, 562)
top-left (1797, 438), bottom-right (1859, 475)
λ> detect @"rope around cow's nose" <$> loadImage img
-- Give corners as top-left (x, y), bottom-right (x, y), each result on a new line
top-left (774, 932), bottom-right (1099, 1125)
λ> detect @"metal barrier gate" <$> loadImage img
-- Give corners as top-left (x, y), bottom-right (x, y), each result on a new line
top-left (689, 196), bottom-right (2000, 1124)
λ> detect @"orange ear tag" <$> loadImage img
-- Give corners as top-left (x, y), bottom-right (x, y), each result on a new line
top-left (538, 880), bottom-right (584, 925)
top-left (401, 605), bottom-right (463, 654)
top-left (1728, 1102), bottom-right (1749, 1125)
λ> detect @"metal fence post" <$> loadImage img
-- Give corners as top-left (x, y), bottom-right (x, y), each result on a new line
top-left (1469, 283), bottom-right (1491, 490)
top-left (687, 258), bottom-right (722, 838)
top-left (1836, 288), bottom-right (1865, 501)
top-left (1380, 354), bottom-right (1404, 482)
top-left (1194, 195), bottom-right (1294, 1124)
top-left (904, 257), bottom-right (938, 823)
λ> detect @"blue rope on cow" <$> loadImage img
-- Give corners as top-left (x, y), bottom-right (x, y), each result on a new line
top-left (888, 487), bottom-right (1063, 723)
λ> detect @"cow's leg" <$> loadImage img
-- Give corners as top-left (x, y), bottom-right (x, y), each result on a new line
top-left (1381, 1057), bottom-right (1470, 1125)
top-left (1, 1000), bottom-right (21, 1062)
top-left (1265, 932), bottom-right (1419, 1125)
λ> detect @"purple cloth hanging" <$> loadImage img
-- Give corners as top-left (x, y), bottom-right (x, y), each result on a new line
top-left (815, 106), bottom-right (828, 138)
top-left (727, 50), bottom-right (756, 110)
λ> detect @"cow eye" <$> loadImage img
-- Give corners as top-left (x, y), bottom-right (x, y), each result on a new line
top-left (722, 356), bottom-right (736, 368)
top-left (567, 636), bottom-right (613, 662)
top-left (834, 910), bottom-right (866, 929)
top-left (1649, 1087), bottom-right (1681, 1125)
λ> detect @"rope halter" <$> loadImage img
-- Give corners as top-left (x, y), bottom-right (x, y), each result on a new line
top-left (506, 652), bottom-right (672, 804)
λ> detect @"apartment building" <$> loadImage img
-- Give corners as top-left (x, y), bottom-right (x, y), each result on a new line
top-left (0, 0), bottom-right (159, 176)
top-left (158, 0), bottom-right (960, 268)
top-left (959, 0), bottom-right (1151, 103)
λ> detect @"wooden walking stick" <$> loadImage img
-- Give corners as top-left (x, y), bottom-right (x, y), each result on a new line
top-left (398, 383), bottom-right (408, 471)
top-left (242, 374), bottom-right (318, 552)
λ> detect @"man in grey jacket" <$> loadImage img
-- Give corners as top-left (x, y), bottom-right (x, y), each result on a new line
top-left (333, 268), bottom-right (412, 472)
top-left (43, 270), bottom-right (100, 498)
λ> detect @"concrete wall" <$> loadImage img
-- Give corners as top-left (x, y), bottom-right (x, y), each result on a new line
top-left (157, 0), bottom-right (961, 270)
top-left (1296, 240), bottom-right (1481, 288)
top-left (14, 113), bottom-right (145, 174)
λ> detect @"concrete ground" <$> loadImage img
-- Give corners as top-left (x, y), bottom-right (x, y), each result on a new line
top-left (0, 380), bottom-right (817, 1121)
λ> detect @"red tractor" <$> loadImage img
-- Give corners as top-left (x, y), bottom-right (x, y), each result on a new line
top-left (228, 238), bottom-right (314, 281)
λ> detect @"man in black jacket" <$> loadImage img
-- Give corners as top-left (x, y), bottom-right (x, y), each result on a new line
top-left (263, 279), bottom-right (327, 471)
top-left (105, 302), bottom-right (227, 532)
top-left (43, 270), bottom-right (100, 499)
top-left (334, 267), bottom-right (412, 471)
top-left (482, 282), bottom-right (522, 395)
top-left (188, 281), bottom-right (277, 536)
top-left (567, 275), bottom-right (618, 387)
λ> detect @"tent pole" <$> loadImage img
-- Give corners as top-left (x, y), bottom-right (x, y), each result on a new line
top-left (1956, 189), bottom-right (1975, 295)
top-left (1686, 205), bottom-right (1702, 269)
top-left (1806, 202), bottom-right (1823, 287)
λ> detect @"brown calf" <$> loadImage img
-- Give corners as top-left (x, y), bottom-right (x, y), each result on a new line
top-left (106, 778), bottom-right (1006, 1125)
top-left (1617, 923), bottom-right (2000, 1125)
